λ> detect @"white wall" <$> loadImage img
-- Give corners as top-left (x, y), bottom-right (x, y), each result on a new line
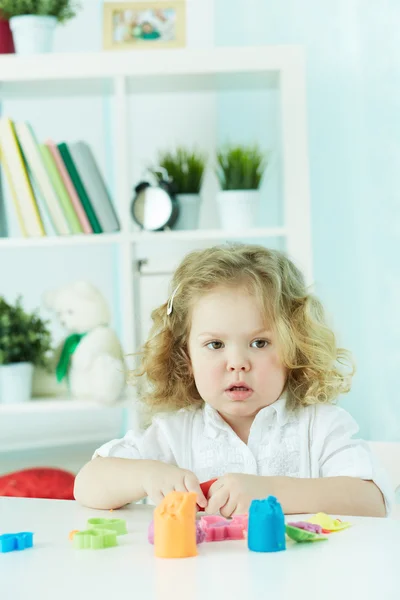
top-left (214, 0), bottom-right (400, 442)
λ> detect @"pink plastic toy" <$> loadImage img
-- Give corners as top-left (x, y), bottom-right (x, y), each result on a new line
top-left (288, 521), bottom-right (323, 534)
top-left (200, 515), bottom-right (248, 542)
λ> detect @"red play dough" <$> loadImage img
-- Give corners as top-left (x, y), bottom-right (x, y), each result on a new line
top-left (0, 467), bottom-right (75, 500)
top-left (197, 478), bottom-right (218, 511)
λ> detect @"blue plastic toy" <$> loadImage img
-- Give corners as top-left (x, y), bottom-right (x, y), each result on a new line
top-left (0, 532), bottom-right (34, 553)
top-left (248, 496), bottom-right (286, 553)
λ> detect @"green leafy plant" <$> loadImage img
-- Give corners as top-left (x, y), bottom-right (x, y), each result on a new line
top-left (216, 144), bottom-right (268, 191)
top-left (0, 296), bottom-right (52, 367)
top-left (0, 0), bottom-right (79, 23)
top-left (152, 147), bottom-right (207, 194)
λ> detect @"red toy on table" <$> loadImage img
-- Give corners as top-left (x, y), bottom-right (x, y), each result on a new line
top-left (198, 478), bottom-right (217, 511)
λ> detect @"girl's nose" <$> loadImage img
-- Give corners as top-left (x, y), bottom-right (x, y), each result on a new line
top-left (227, 356), bottom-right (250, 372)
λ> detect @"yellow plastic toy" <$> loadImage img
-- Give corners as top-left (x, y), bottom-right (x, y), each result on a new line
top-left (307, 513), bottom-right (351, 532)
top-left (154, 491), bottom-right (197, 559)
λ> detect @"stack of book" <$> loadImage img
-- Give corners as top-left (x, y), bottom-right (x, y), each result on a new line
top-left (0, 117), bottom-right (120, 237)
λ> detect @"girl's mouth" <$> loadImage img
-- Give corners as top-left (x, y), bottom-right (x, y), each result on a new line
top-left (225, 384), bottom-right (253, 401)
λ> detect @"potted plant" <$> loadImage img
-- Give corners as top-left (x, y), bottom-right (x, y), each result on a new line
top-left (0, 296), bottom-right (52, 403)
top-left (0, 0), bottom-right (79, 55)
top-left (216, 144), bottom-right (268, 231)
top-left (152, 147), bottom-right (206, 230)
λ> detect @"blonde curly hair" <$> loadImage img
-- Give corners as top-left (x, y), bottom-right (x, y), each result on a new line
top-left (133, 243), bottom-right (354, 413)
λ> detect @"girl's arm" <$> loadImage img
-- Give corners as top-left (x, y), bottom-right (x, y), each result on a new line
top-left (73, 457), bottom-right (150, 509)
top-left (205, 474), bottom-right (386, 517)
top-left (273, 476), bottom-right (386, 517)
top-left (74, 457), bottom-right (207, 510)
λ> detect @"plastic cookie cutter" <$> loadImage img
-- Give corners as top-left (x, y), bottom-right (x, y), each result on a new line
top-left (87, 518), bottom-right (127, 535)
top-left (287, 521), bottom-right (323, 534)
top-left (0, 532), bottom-right (34, 553)
top-left (200, 514), bottom-right (248, 542)
top-left (248, 496), bottom-right (286, 553)
top-left (306, 513), bottom-right (351, 533)
top-left (154, 491), bottom-right (198, 558)
top-left (287, 521), bottom-right (322, 533)
top-left (148, 519), bottom-right (205, 545)
top-left (285, 523), bottom-right (328, 543)
top-left (72, 528), bottom-right (118, 550)
top-left (197, 478), bottom-right (217, 512)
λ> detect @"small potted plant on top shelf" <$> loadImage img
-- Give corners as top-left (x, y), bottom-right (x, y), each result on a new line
top-left (216, 144), bottom-right (268, 231)
top-left (0, 0), bottom-right (80, 55)
top-left (152, 147), bottom-right (207, 230)
top-left (0, 296), bottom-right (52, 404)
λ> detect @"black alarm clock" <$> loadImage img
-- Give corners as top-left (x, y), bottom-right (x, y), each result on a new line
top-left (131, 168), bottom-right (179, 231)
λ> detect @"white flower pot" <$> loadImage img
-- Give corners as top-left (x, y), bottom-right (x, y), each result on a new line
top-left (217, 190), bottom-right (260, 231)
top-left (0, 362), bottom-right (34, 404)
top-left (173, 194), bottom-right (201, 230)
top-left (10, 15), bottom-right (57, 55)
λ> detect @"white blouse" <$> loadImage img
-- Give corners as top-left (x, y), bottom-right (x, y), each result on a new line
top-left (94, 397), bottom-right (393, 514)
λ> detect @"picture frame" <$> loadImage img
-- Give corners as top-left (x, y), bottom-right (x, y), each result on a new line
top-left (103, 1), bottom-right (186, 51)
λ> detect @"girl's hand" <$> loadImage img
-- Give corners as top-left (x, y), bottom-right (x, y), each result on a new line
top-left (205, 473), bottom-right (274, 517)
top-left (142, 461), bottom-right (208, 508)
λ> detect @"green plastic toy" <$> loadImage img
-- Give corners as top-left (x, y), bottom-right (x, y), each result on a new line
top-left (285, 525), bottom-right (328, 543)
top-left (73, 528), bottom-right (118, 550)
top-left (87, 518), bottom-right (127, 535)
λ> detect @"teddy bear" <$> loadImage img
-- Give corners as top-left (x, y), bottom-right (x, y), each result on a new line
top-left (32, 280), bottom-right (126, 405)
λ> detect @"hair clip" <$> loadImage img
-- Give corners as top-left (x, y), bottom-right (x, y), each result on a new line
top-left (167, 284), bottom-right (180, 316)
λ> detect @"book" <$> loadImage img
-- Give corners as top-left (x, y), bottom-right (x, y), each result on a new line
top-left (39, 143), bottom-right (83, 234)
top-left (14, 122), bottom-right (70, 236)
top-left (0, 148), bottom-right (25, 237)
top-left (29, 175), bottom-right (57, 236)
top-left (0, 170), bottom-right (7, 237)
top-left (57, 142), bottom-right (102, 234)
top-left (69, 142), bottom-right (120, 233)
top-left (0, 118), bottom-right (44, 237)
top-left (46, 140), bottom-right (92, 234)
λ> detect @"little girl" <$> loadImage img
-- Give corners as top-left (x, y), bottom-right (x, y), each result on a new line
top-left (74, 244), bottom-right (392, 516)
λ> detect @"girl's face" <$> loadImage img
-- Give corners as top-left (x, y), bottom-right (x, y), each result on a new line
top-left (187, 286), bottom-right (287, 439)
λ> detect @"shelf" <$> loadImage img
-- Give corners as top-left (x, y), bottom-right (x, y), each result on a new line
top-left (0, 46), bottom-right (302, 84)
top-left (0, 396), bottom-right (130, 452)
top-left (130, 227), bottom-right (286, 242)
top-left (0, 232), bottom-right (125, 248)
top-left (0, 227), bottom-right (286, 248)
top-left (0, 396), bottom-right (131, 414)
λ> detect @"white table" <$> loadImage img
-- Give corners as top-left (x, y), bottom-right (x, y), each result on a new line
top-left (0, 497), bottom-right (399, 600)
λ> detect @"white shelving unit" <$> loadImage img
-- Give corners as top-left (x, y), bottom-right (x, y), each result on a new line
top-left (0, 46), bottom-right (312, 453)
top-left (0, 226), bottom-right (287, 247)
top-left (0, 396), bottom-right (129, 452)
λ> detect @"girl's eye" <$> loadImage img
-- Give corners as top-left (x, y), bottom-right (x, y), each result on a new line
top-left (206, 341), bottom-right (224, 350)
top-left (251, 339), bottom-right (269, 349)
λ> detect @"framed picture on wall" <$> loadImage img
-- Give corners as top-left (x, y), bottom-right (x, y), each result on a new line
top-left (103, 1), bottom-right (186, 50)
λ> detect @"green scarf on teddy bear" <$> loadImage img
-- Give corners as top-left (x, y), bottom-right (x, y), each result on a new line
top-left (56, 333), bottom-right (87, 382)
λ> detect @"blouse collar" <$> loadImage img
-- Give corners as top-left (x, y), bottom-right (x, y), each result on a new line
top-left (203, 394), bottom-right (292, 439)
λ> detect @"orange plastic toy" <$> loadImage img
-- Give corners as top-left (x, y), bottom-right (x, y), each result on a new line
top-left (154, 491), bottom-right (197, 559)
top-left (69, 529), bottom-right (79, 541)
